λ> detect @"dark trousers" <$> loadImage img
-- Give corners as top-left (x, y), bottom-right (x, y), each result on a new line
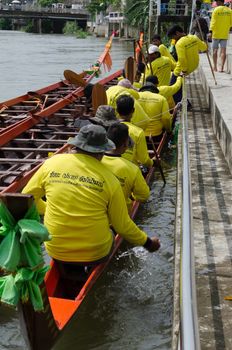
top-left (170, 73), bottom-right (192, 109)
top-left (170, 73), bottom-right (182, 104)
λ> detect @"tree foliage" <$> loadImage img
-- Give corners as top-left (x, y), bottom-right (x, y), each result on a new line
top-left (124, 0), bottom-right (149, 32)
top-left (38, 0), bottom-right (62, 7)
top-left (87, 0), bottom-right (109, 16)
top-left (86, 0), bottom-right (121, 16)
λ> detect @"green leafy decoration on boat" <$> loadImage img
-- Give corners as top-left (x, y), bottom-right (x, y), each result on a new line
top-left (0, 202), bottom-right (51, 311)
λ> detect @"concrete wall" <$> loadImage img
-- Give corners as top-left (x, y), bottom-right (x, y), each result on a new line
top-left (199, 33), bottom-right (232, 173)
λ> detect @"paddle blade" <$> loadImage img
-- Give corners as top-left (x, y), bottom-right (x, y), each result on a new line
top-left (124, 56), bottom-right (137, 84)
top-left (92, 84), bottom-right (107, 113)
top-left (64, 70), bottom-right (87, 87)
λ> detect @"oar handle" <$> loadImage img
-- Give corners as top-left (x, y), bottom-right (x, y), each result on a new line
top-left (149, 135), bottom-right (166, 185)
top-left (195, 16), bottom-right (217, 85)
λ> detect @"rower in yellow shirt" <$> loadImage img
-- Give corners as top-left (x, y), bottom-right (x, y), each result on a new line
top-left (22, 124), bottom-right (160, 265)
top-left (167, 24), bottom-right (207, 106)
top-left (145, 45), bottom-right (176, 86)
top-left (138, 83), bottom-right (173, 142)
top-left (116, 94), bottom-right (153, 168)
top-left (145, 75), bottom-right (182, 109)
top-left (106, 79), bottom-right (150, 130)
top-left (151, 34), bottom-right (176, 64)
top-left (208, 0), bottom-right (232, 72)
top-left (167, 25), bottom-right (207, 76)
top-left (102, 122), bottom-right (150, 212)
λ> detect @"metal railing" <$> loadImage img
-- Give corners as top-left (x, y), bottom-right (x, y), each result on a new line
top-left (178, 77), bottom-right (201, 350)
top-left (150, 0), bottom-right (189, 16)
top-left (1, 4), bottom-right (88, 14)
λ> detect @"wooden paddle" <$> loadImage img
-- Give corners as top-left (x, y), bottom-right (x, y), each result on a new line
top-left (63, 70), bottom-right (87, 87)
top-left (91, 83), bottom-right (107, 113)
top-left (0, 104), bottom-right (8, 114)
top-left (149, 134), bottom-right (166, 185)
top-left (124, 56), bottom-right (137, 84)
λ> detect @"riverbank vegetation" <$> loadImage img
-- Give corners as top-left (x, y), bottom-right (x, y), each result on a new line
top-left (63, 22), bottom-right (88, 38)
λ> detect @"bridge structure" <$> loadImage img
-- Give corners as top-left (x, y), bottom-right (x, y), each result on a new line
top-left (0, 6), bottom-right (88, 33)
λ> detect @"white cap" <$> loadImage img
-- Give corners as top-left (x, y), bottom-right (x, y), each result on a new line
top-left (148, 44), bottom-right (160, 54)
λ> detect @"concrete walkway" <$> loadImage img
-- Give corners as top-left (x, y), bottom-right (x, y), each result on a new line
top-left (189, 71), bottom-right (232, 349)
top-left (173, 35), bottom-right (232, 349)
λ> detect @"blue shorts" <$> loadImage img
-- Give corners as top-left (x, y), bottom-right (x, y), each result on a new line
top-left (212, 39), bottom-right (227, 49)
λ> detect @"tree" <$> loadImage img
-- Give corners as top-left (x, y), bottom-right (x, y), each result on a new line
top-left (86, 0), bottom-right (121, 16)
top-left (125, 0), bottom-right (150, 32)
top-left (38, 0), bottom-right (63, 7)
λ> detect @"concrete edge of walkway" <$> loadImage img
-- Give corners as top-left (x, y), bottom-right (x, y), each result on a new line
top-left (171, 129), bottom-right (182, 350)
top-left (198, 44), bottom-right (232, 173)
top-left (171, 37), bottom-right (232, 349)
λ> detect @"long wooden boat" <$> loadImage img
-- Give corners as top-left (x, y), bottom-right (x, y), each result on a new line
top-left (0, 37), bottom-right (169, 350)
top-left (1, 132), bottom-right (166, 350)
top-left (0, 34), bottom-right (117, 147)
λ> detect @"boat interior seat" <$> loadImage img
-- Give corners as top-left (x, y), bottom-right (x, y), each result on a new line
top-left (54, 260), bottom-right (92, 282)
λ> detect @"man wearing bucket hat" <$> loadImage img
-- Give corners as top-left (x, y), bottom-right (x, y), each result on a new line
top-left (89, 105), bottom-right (118, 128)
top-left (90, 104), bottom-right (134, 149)
top-left (74, 105), bottom-right (118, 130)
top-left (145, 44), bottom-right (176, 86)
top-left (22, 124), bottom-right (160, 265)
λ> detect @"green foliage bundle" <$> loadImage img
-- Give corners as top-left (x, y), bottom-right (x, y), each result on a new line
top-left (63, 22), bottom-right (88, 38)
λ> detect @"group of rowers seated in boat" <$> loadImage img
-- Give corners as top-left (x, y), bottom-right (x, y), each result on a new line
top-left (22, 25), bottom-right (207, 274)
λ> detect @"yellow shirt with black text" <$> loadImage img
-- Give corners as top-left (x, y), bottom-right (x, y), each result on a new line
top-left (22, 153), bottom-right (147, 262)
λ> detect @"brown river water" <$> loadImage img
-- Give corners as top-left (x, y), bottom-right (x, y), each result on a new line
top-left (0, 30), bottom-right (176, 350)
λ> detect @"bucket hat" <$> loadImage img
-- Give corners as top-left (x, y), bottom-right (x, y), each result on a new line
top-left (89, 105), bottom-right (118, 127)
top-left (68, 124), bottom-right (115, 153)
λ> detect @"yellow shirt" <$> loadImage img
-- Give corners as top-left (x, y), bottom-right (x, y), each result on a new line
top-left (22, 153), bottom-right (147, 262)
top-left (145, 56), bottom-right (176, 86)
top-left (159, 76), bottom-right (183, 108)
top-left (121, 122), bottom-right (153, 168)
top-left (138, 91), bottom-right (172, 136)
top-left (102, 155), bottom-right (150, 210)
top-left (174, 34), bottom-right (207, 75)
top-left (174, 35), bottom-right (207, 76)
top-left (210, 6), bottom-right (232, 39)
top-left (159, 44), bottom-right (176, 64)
top-left (106, 85), bottom-right (149, 130)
